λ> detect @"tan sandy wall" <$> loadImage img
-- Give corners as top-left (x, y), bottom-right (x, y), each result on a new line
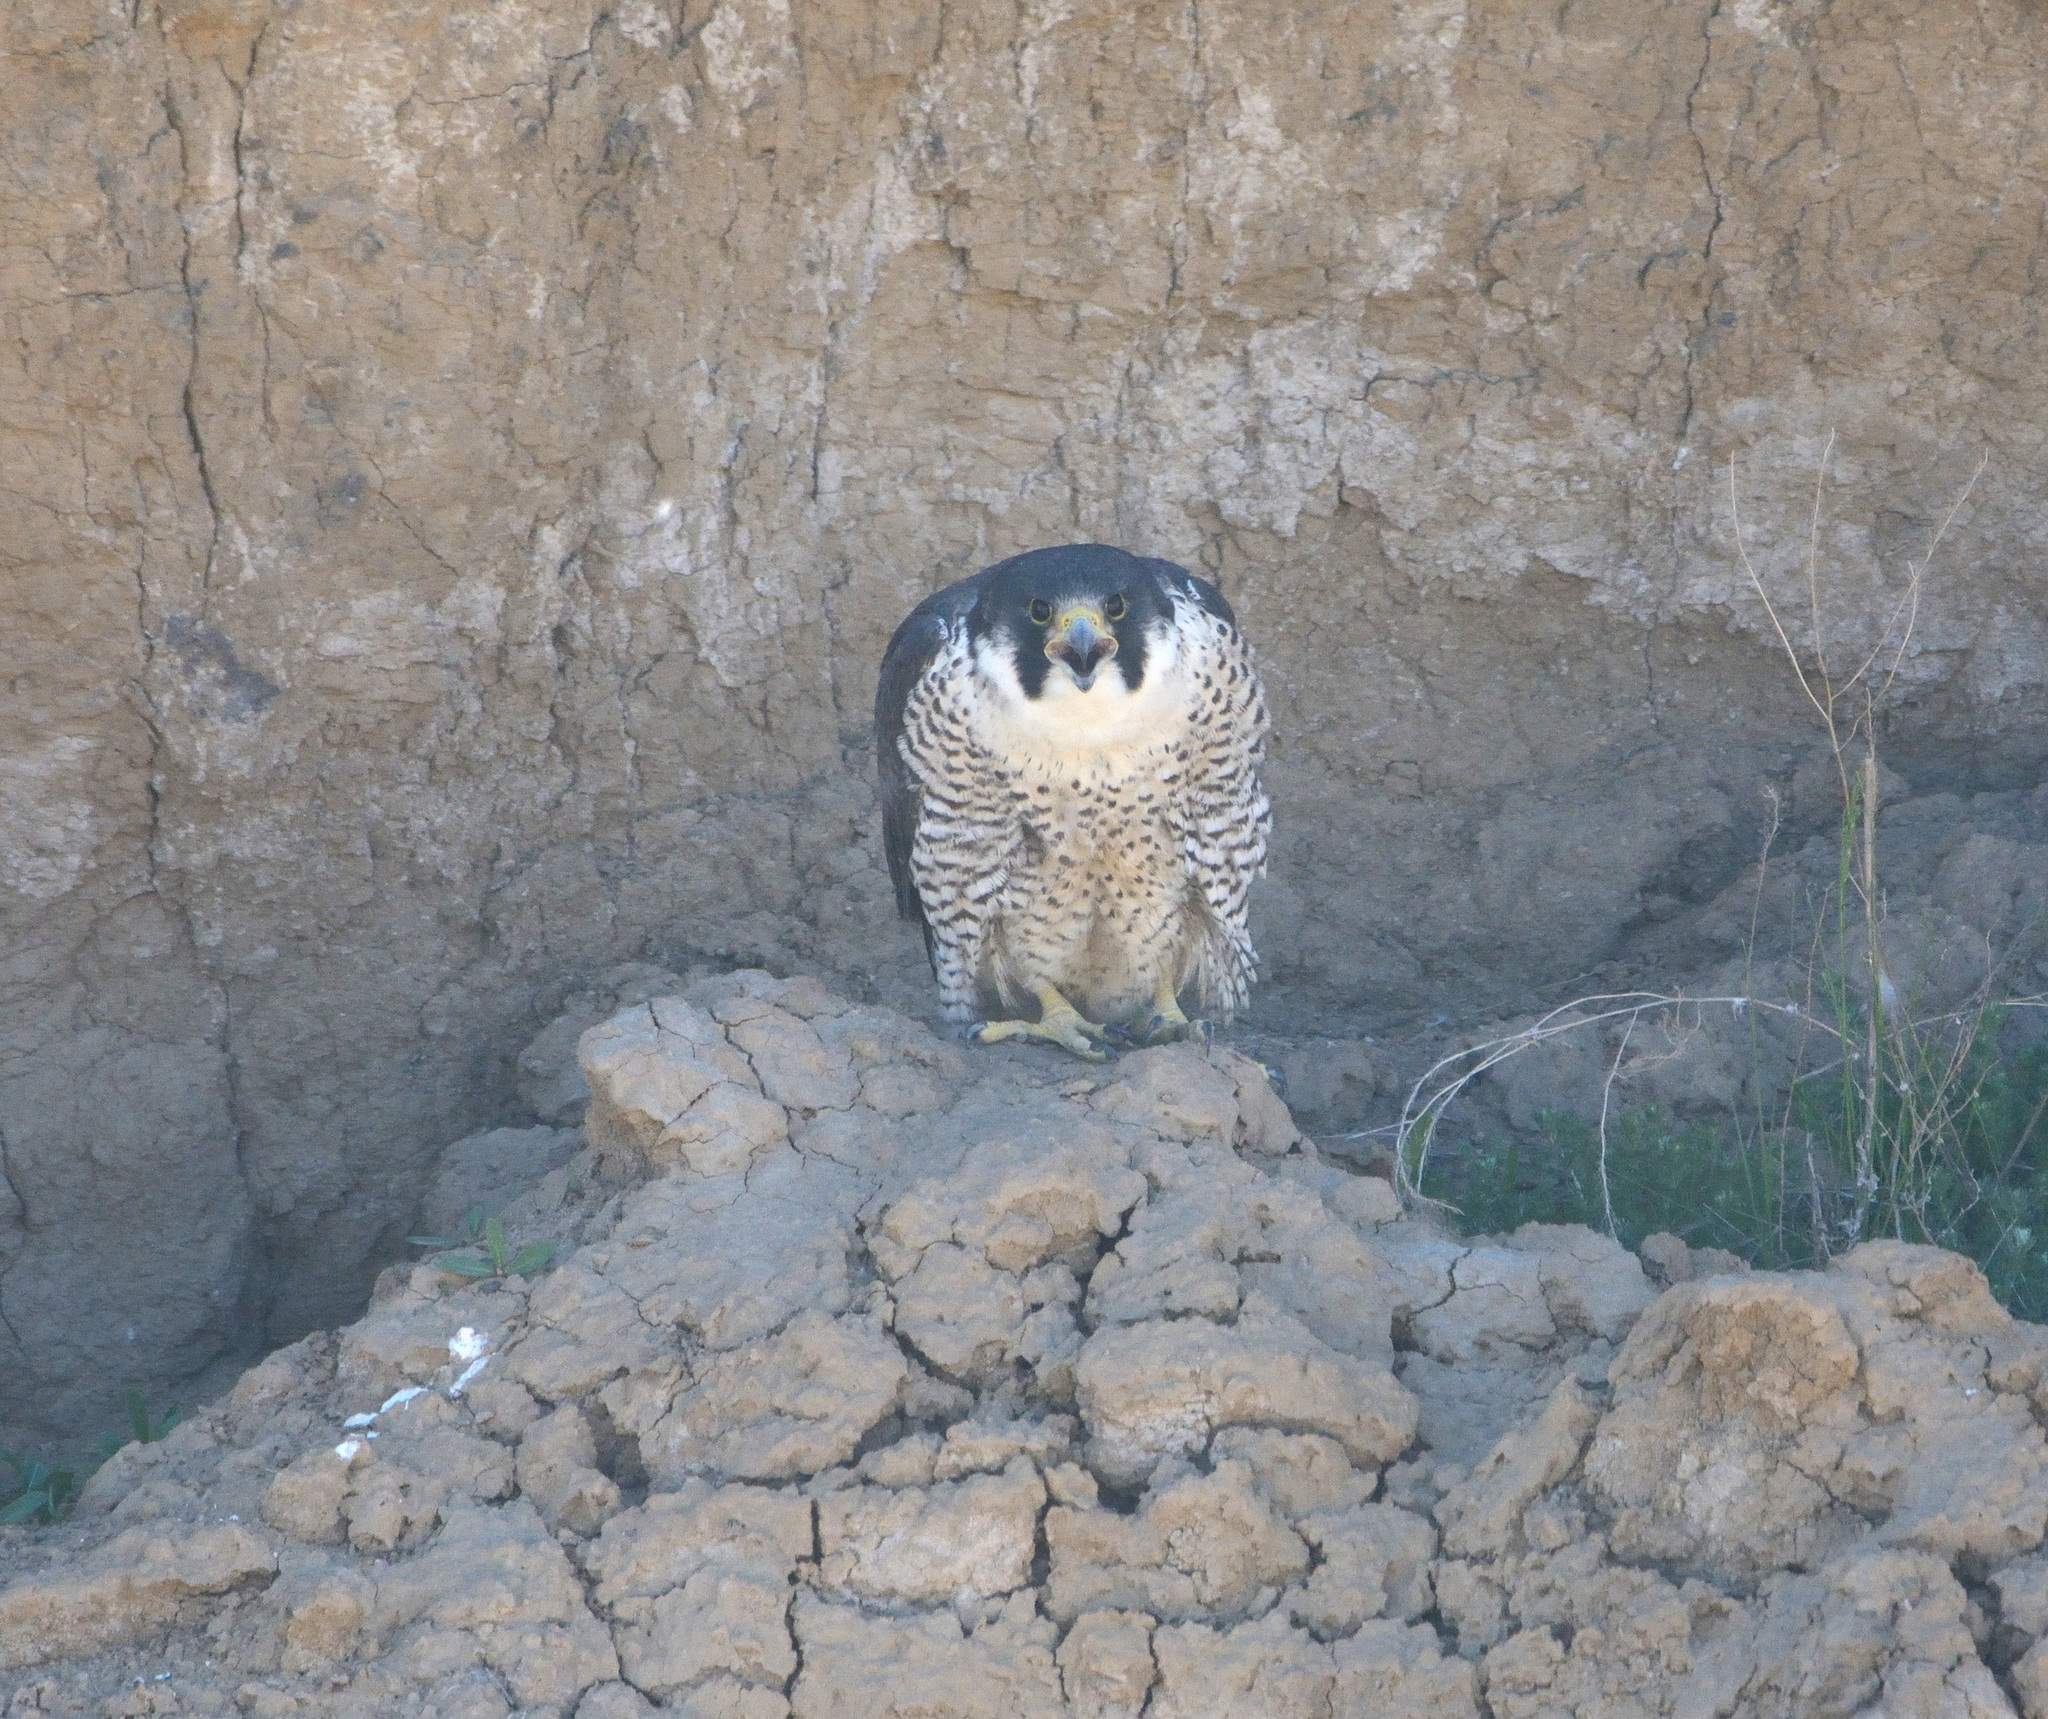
top-left (2, 0), bottom-right (2043, 1441)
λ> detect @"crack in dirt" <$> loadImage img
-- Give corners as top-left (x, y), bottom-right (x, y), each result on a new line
top-left (1676, 0), bottom-right (1729, 450)
top-left (0, 1116), bottom-right (31, 1355)
top-left (227, 21), bottom-right (270, 270)
top-left (775, 1500), bottom-right (818, 1700)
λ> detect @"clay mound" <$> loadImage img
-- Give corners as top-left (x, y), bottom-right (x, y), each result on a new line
top-left (6, 972), bottom-right (2048, 1719)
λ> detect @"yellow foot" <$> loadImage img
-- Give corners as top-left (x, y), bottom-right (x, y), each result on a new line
top-left (1129, 988), bottom-right (1210, 1049)
top-left (970, 987), bottom-right (1115, 1062)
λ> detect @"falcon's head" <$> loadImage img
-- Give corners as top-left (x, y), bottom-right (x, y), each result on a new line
top-left (965, 544), bottom-right (1179, 708)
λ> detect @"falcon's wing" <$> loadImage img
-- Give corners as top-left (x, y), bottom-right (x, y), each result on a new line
top-left (875, 570), bottom-right (994, 959)
top-left (1142, 557), bottom-right (1239, 628)
top-left (1166, 583), bottom-right (1271, 1019)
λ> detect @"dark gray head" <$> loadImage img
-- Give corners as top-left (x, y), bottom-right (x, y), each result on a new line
top-left (965, 543), bottom-right (1178, 696)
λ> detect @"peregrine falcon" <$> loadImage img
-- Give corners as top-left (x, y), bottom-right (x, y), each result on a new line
top-left (875, 543), bottom-right (1271, 1060)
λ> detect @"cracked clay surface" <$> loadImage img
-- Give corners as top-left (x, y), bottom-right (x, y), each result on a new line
top-left (6, 973), bottom-right (2048, 1717)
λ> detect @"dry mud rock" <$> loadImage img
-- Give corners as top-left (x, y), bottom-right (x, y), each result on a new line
top-left (7, 975), bottom-right (2048, 1717)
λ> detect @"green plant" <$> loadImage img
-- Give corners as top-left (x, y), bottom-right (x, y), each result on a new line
top-left (1783, 1007), bottom-right (2048, 1314)
top-left (91, 1387), bottom-right (184, 1464)
top-left (124, 1387), bottom-right (180, 1447)
top-left (409, 1207), bottom-right (556, 1280)
top-left (1725, 440), bottom-right (2048, 1277)
top-left (1425, 1028), bottom-right (2048, 1314)
top-left (0, 1452), bottom-right (78, 1526)
top-left (1429, 1107), bottom-right (1739, 1251)
top-left (1396, 442), bottom-right (2048, 1314)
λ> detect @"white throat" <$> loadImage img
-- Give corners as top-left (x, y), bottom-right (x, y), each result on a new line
top-left (968, 621), bottom-right (1190, 775)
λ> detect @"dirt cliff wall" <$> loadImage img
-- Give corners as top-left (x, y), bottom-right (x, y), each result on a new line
top-left (4, 0), bottom-right (2046, 1444)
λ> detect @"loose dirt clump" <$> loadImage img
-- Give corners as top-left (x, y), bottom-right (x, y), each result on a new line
top-left (5, 972), bottom-right (2048, 1718)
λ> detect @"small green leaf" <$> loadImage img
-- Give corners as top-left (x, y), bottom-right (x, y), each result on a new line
top-left (508, 1241), bottom-right (557, 1276)
top-left (407, 1234), bottom-right (463, 1250)
top-left (0, 1488), bottom-right (48, 1526)
top-left (154, 1406), bottom-right (181, 1442)
top-left (462, 1205), bottom-right (486, 1241)
top-left (484, 1217), bottom-right (508, 1273)
top-left (436, 1254), bottom-right (497, 1278)
top-left (125, 1389), bottom-right (150, 1445)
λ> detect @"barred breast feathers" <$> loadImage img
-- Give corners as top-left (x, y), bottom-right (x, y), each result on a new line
top-left (898, 627), bottom-right (1018, 1020)
top-left (1174, 602), bottom-right (1271, 1016)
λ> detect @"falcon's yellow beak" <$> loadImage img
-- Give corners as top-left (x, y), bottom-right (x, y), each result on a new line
top-left (1046, 604), bottom-right (1118, 690)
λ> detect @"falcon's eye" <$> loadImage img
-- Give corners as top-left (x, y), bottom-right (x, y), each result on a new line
top-left (1028, 599), bottom-right (1053, 625)
top-left (1104, 594), bottom-right (1127, 621)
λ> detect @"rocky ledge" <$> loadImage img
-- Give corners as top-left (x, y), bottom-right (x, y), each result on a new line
top-left (6, 972), bottom-right (2048, 1719)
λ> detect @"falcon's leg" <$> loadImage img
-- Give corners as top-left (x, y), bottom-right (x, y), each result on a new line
top-left (971, 984), bottom-right (1115, 1063)
top-left (1133, 977), bottom-right (1210, 1049)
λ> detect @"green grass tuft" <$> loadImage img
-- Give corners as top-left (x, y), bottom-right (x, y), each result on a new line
top-left (410, 1205), bottom-right (557, 1281)
top-left (0, 1453), bottom-right (77, 1526)
top-left (1424, 1021), bottom-right (2048, 1318)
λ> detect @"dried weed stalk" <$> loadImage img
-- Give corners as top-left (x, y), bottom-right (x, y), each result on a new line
top-left (1393, 439), bottom-right (2040, 1265)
